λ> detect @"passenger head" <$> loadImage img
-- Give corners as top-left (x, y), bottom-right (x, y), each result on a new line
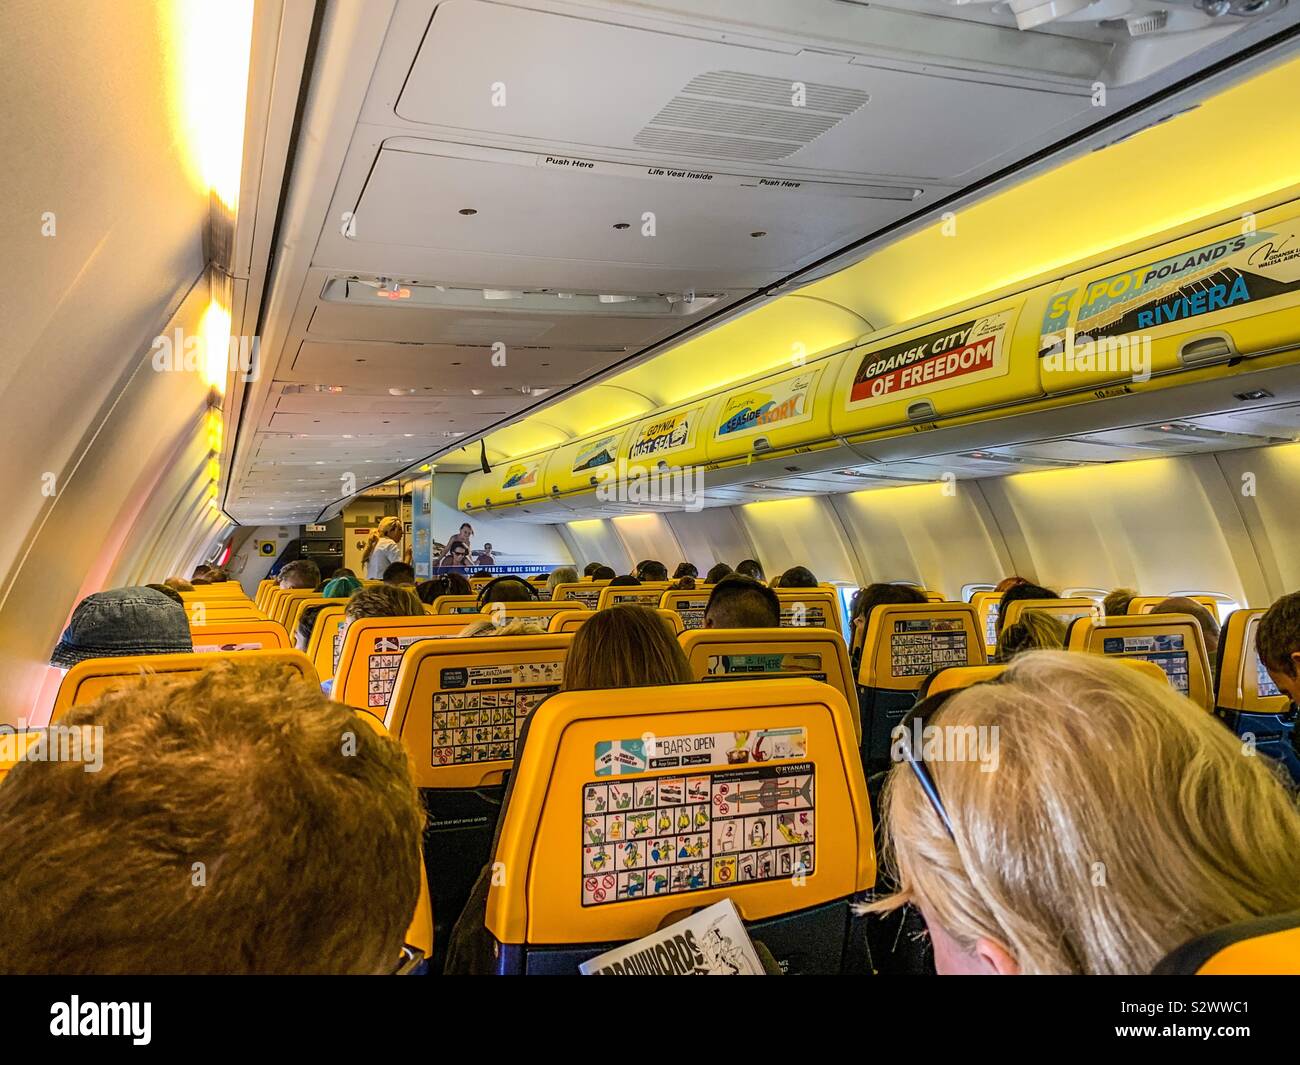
top-left (635, 560), bottom-right (668, 582)
top-left (343, 586), bottom-right (424, 635)
top-left (330, 568), bottom-right (356, 580)
top-left (780, 566), bottom-right (818, 589)
top-left (591, 565), bottom-right (616, 582)
top-left (672, 562), bottom-right (698, 580)
top-left (735, 559), bottom-right (765, 582)
top-left (382, 561), bottom-right (416, 587)
top-left (564, 606), bottom-right (692, 691)
top-left (296, 603), bottom-right (328, 653)
top-left (278, 559), bottom-right (321, 590)
top-left (872, 650), bottom-right (1300, 975)
top-left (415, 577), bottom-right (451, 606)
top-left (704, 576), bottom-right (781, 630)
top-left (144, 583), bottom-right (184, 606)
top-left (994, 610), bottom-right (1066, 662)
top-left (1257, 591), bottom-right (1300, 704)
top-left (50, 587), bottom-right (193, 668)
top-left (206, 567), bottom-right (231, 584)
top-left (445, 572), bottom-right (471, 595)
top-left (671, 575), bottom-right (697, 590)
top-left (164, 577), bottom-right (194, 593)
top-left (996, 582), bottom-right (1057, 633)
top-left (1103, 587), bottom-right (1137, 617)
top-left (456, 618), bottom-right (547, 638)
top-left (480, 576), bottom-right (536, 604)
top-left (546, 566), bottom-right (579, 597)
top-left (583, 562), bottom-right (604, 578)
top-left (321, 574), bottom-right (362, 600)
top-left (851, 583), bottom-right (927, 628)
top-left (0, 660), bottom-right (424, 974)
top-left (994, 576), bottom-right (1029, 594)
top-left (609, 574), bottom-right (641, 587)
top-left (1151, 597), bottom-right (1220, 658)
top-left (705, 563), bottom-right (733, 584)
top-left (191, 564), bottom-right (215, 582)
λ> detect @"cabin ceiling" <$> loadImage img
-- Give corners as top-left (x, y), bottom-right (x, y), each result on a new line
top-left (225, 0), bottom-right (1300, 523)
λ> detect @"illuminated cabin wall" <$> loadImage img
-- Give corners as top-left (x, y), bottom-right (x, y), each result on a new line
top-left (557, 446), bottom-right (1300, 606)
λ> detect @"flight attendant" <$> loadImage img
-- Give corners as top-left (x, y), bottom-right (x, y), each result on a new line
top-left (361, 517), bottom-right (405, 579)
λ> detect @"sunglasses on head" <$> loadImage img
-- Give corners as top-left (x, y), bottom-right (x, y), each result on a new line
top-left (895, 691), bottom-right (958, 841)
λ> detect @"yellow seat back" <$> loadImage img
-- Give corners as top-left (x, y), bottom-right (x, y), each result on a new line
top-left (596, 584), bottom-right (670, 611)
top-left (1065, 613), bottom-right (1213, 710)
top-left (332, 616), bottom-right (472, 712)
top-left (476, 601), bottom-right (578, 626)
top-left (52, 650), bottom-right (318, 721)
top-left (306, 604), bottom-right (348, 680)
top-left (181, 585), bottom-right (250, 601)
top-left (352, 711), bottom-right (434, 959)
top-left (774, 589), bottom-right (843, 637)
top-left (485, 678), bottom-right (873, 954)
top-left (659, 588), bottom-right (713, 630)
top-left (183, 601), bottom-right (266, 626)
top-left (999, 597), bottom-right (1098, 631)
top-left (387, 633), bottom-right (572, 788)
top-left (270, 589), bottom-right (320, 627)
top-left (923, 657), bottom-right (1169, 698)
top-left (1128, 594), bottom-right (1223, 623)
top-left (254, 578), bottom-right (276, 611)
top-left (283, 595), bottom-right (347, 637)
top-left (1154, 912), bottom-right (1300, 975)
top-left (1216, 609), bottom-right (1288, 714)
top-left (679, 627), bottom-right (859, 743)
top-left (858, 602), bottom-right (985, 768)
top-left (0, 730), bottom-right (45, 785)
top-left (190, 620), bottom-right (291, 653)
top-left (550, 580), bottom-right (610, 610)
top-left (970, 591), bottom-right (1002, 657)
top-left (430, 594), bottom-right (485, 615)
top-left (548, 609), bottom-right (682, 637)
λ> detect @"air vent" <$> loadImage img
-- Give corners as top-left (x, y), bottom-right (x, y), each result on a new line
top-left (634, 70), bottom-right (869, 163)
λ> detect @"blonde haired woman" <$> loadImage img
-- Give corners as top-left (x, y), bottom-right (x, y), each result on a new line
top-left (362, 517), bottom-right (405, 580)
top-left (872, 650), bottom-right (1300, 974)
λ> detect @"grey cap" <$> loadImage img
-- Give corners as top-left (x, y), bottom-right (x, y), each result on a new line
top-left (51, 587), bottom-right (193, 668)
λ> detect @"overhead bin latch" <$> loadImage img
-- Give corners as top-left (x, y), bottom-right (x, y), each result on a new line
top-left (752, 437), bottom-right (772, 453)
top-left (1179, 333), bottom-right (1238, 367)
top-left (907, 399), bottom-right (937, 422)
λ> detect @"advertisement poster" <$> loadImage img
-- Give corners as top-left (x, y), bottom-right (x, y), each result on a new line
top-left (629, 408), bottom-right (698, 462)
top-left (1040, 215), bottom-right (1300, 355)
top-left (715, 367), bottom-right (821, 439)
top-left (572, 433), bottom-right (621, 473)
top-left (848, 310), bottom-right (1015, 409)
top-left (500, 461), bottom-right (540, 491)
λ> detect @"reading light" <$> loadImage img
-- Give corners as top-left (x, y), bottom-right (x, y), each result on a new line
top-left (598, 294), bottom-right (637, 303)
top-left (483, 289), bottom-right (523, 300)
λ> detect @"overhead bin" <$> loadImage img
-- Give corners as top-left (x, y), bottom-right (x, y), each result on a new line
top-left (461, 454), bottom-right (548, 511)
top-left (830, 289), bottom-right (1048, 443)
top-left (1037, 203), bottom-right (1300, 393)
top-left (704, 360), bottom-right (841, 468)
top-left (544, 427), bottom-right (633, 500)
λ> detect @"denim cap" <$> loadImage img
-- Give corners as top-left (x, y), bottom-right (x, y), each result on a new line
top-left (51, 587), bottom-right (193, 667)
